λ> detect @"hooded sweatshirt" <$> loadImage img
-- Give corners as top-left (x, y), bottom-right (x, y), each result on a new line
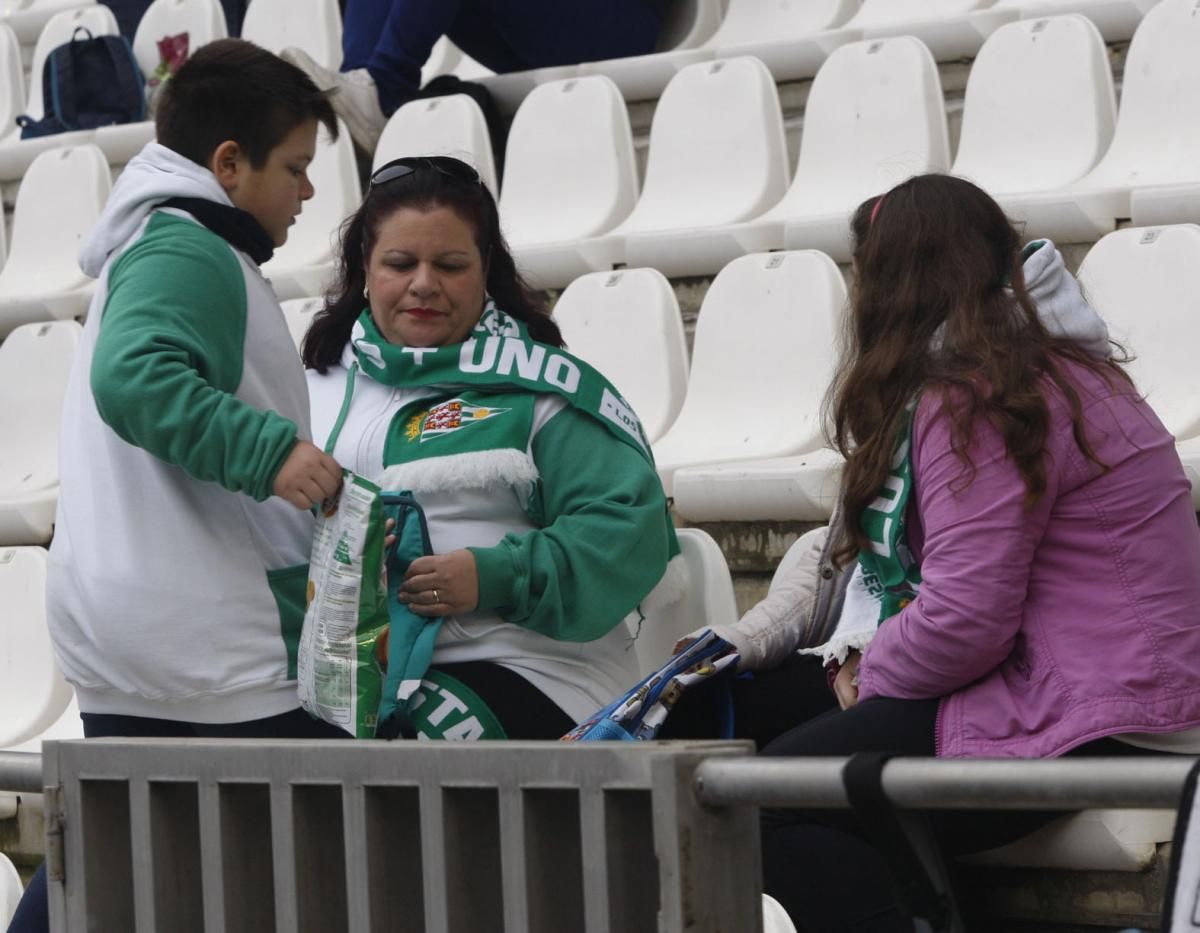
top-left (48, 143), bottom-right (314, 723)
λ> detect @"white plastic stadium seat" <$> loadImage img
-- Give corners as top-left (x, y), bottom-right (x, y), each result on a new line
top-left (0, 4), bottom-right (119, 182)
top-left (652, 251), bottom-right (846, 496)
top-left (0, 0), bottom-right (93, 46)
top-left (374, 94), bottom-right (497, 196)
top-left (0, 144), bottom-right (109, 336)
top-left (552, 268), bottom-right (688, 444)
top-left (762, 893), bottom-right (799, 933)
top-left (263, 119), bottom-right (360, 301)
top-left (0, 321), bottom-right (80, 544)
top-left (991, 0), bottom-right (1161, 42)
top-left (631, 527), bottom-right (738, 678)
top-left (241, 0), bottom-right (342, 70)
top-left (280, 296), bottom-right (322, 353)
top-left (684, 36), bottom-right (950, 272)
top-left (618, 57), bottom-right (790, 279)
top-left (964, 809), bottom-right (1176, 871)
top-left (574, 0), bottom-right (725, 102)
top-left (710, 0), bottom-right (862, 82)
top-left (0, 853), bottom-right (22, 929)
top-left (952, 15), bottom-right (1116, 200)
top-left (1004, 0), bottom-right (1200, 242)
top-left (500, 76), bottom-right (638, 289)
top-left (674, 447), bottom-right (845, 523)
top-left (776, 37), bottom-right (950, 262)
top-left (1076, 226), bottom-right (1200, 445)
top-left (0, 23), bottom-right (22, 142)
top-left (93, 0), bottom-right (229, 164)
top-left (847, 0), bottom-right (1017, 60)
top-left (0, 547), bottom-right (73, 748)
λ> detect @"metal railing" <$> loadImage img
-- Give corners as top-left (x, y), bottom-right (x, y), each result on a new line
top-left (693, 755), bottom-right (1198, 810)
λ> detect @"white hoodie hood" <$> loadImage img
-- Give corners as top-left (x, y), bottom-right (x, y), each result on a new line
top-left (79, 142), bottom-right (234, 277)
top-left (1022, 239), bottom-right (1111, 359)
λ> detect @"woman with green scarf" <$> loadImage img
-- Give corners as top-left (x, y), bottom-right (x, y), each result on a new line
top-left (302, 156), bottom-right (679, 741)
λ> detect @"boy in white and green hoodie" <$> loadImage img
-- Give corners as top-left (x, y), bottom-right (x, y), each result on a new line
top-left (46, 40), bottom-right (346, 735)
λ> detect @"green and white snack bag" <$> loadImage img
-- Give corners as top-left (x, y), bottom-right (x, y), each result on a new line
top-left (297, 471), bottom-right (389, 738)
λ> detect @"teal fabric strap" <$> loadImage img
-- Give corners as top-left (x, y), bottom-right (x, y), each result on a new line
top-left (324, 362), bottom-right (359, 456)
top-left (377, 491), bottom-right (443, 738)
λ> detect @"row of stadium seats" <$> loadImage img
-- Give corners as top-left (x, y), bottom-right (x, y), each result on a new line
top-left (4, 2), bottom-right (1196, 309)
top-left (429, 0), bottom-right (1162, 111)
top-left (3, 3), bottom-right (1199, 310)
top-left (4, 222), bottom-right (1199, 553)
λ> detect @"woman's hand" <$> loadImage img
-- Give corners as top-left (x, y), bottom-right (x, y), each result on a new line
top-left (399, 550), bottom-right (479, 617)
top-left (833, 650), bottom-right (862, 710)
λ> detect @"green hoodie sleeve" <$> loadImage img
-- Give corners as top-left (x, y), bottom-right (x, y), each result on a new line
top-left (468, 406), bottom-right (671, 642)
top-left (90, 213), bottom-right (298, 501)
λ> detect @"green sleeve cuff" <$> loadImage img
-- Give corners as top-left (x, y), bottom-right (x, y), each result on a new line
top-left (249, 417), bottom-right (300, 502)
top-left (469, 544), bottom-right (519, 613)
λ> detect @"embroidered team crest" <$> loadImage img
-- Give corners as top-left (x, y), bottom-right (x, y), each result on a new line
top-left (405, 398), bottom-right (510, 443)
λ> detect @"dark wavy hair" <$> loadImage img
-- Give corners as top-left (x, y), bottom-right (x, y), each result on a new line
top-left (829, 173), bottom-right (1128, 566)
top-left (302, 157), bottom-right (561, 372)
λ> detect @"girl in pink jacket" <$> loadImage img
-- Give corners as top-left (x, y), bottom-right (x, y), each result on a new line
top-left (755, 175), bottom-right (1200, 931)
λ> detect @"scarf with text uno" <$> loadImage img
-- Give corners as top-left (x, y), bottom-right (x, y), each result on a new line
top-left (349, 299), bottom-right (678, 555)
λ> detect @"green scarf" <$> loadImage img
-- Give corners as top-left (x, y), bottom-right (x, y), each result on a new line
top-left (345, 300), bottom-right (658, 466)
top-left (857, 404), bottom-right (922, 622)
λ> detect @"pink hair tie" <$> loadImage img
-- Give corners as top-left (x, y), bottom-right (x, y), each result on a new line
top-left (870, 195), bottom-right (886, 226)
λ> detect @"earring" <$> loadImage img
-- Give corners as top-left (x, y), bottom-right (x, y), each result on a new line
top-left (363, 285), bottom-right (369, 299)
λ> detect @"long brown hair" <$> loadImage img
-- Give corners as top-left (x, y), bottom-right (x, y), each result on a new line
top-left (830, 174), bottom-right (1126, 566)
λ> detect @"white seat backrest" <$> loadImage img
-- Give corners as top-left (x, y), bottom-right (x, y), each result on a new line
top-left (266, 119), bottom-right (359, 268)
top-left (1, 144), bottom-right (110, 291)
top-left (374, 94), bottom-right (498, 195)
top-left (668, 250), bottom-right (846, 454)
top-left (25, 5), bottom-right (119, 120)
top-left (1081, 0), bottom-right (1200, 188)
top-left (500, 76), bottom-right (637, 246)
top-left (553, 268), bottom-right (688, 443)
top-left (850, 0), bottom-right (996, 27)
top-left (131, 0), bottom-right (227, 78)
top-left (774, 37), bottom-right (949, 218)
top-left (0, 852), bottom-right (22, 929)
top-left (281, 297), bottom-right (322, 352)
top-left (0, 547), bottom-right (74, 747)
top-left (709, 0), bottom-right (861, 46)
top-left (619, 57), bottom-right (789, 232)
top-left (0, 320), bottom-right (81, 497)
top-left (632, 527), bottom-right (738, 676)
top-left (242, 0), bottom-right (342, 70)
top-left (0, 24), bottom-right (22, 142)
top-left (1076, 225), bottom-right (1200, 440)
top-left (657, 0), bottom-right (726, 50)
top-left (952, 15), bottom-right (1115, 193)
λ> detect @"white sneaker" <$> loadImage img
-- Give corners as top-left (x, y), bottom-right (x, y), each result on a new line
top-left (280, 47), bottom-right (386, 153)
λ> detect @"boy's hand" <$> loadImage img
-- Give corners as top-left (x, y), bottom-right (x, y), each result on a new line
top-left (273, 440), bottom-right (342, 509)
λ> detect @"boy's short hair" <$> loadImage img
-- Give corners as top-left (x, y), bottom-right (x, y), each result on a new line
top-left (156, 38), bottom-right (338, 169)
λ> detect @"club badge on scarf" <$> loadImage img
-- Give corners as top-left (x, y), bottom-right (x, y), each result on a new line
top-left (562, 630), bottom-right (739, 742)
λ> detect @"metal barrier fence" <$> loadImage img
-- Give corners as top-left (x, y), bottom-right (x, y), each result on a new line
top-left (7, 745), bottom-right (1195, 933)
top-left (38, 738), bottom-right (760, 933)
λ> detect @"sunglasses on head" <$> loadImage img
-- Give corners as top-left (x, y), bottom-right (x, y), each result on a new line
top-left (368, 156), bottom-right (482, 190)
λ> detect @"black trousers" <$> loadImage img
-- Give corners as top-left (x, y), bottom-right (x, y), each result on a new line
top-left (759, 693), bottom-right (1149, 933)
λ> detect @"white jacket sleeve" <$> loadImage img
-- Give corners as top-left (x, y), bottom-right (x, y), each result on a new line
top-left (698, 526), bottom-right (829, 671)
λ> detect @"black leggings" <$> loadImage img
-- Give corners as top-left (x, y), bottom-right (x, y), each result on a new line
top-left (759, 696), bottom-right (1150, 933)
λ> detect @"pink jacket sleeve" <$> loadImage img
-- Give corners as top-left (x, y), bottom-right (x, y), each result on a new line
top-left (855, 397), bottom-right (1059, 701)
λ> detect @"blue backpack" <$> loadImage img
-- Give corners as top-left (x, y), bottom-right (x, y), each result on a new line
top-left (17, 27), bottom-right (145, 139)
